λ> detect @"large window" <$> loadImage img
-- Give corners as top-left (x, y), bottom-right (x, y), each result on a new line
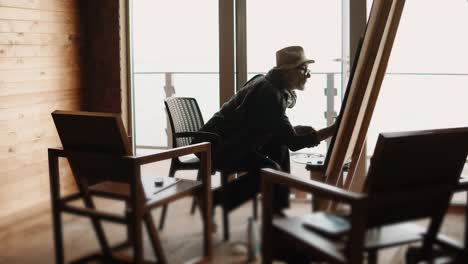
top-left (366, 0), bottom-right (468, 154)
top-left (131, 0), bottom-right (219, 148)
top-left (130, 1), bottom-right (354, 155)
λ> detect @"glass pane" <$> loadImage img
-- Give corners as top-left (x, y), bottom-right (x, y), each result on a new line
top-left (131, 0), bottom-right (219, 148)
top-left (368, 74), bottom-right (468, 152)
top-left (171, 73), bottom-right (220, 122)
top-left (132, 1), bottom-right (219, 72)
top-left (366, 0), bottom-right (468, 154)
top-left (134, 74), bottom-right (166, 147)
top-left (247, 0), bottom-right (343, 155)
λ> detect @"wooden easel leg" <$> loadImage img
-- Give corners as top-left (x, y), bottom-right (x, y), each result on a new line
top-left (144, 213), bottom-right (167, 264)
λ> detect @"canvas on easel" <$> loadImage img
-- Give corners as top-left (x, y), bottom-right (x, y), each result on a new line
top-left (322, 0), bottom-right (406, 196)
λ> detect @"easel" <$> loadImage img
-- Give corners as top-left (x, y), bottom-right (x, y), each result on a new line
top-left (308, 0), bottom-right (407, 211)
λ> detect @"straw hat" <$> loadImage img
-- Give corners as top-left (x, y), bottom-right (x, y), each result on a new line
top-left (274, 46), bottom-right (315, 70)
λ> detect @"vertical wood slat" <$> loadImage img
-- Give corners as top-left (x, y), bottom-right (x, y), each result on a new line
top-left (218, 0), bottom-right (235, 106)
top-left (0, 1), bottom-right (82, 221)
top-left (79, 0), bottom-right (123, 113)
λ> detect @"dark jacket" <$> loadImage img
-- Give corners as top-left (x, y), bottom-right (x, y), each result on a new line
top-left (193, 69), bottom-right (319, 170)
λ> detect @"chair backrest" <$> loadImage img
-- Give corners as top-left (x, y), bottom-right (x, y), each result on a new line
top-left (52, 110), bottom-right (132, 184)
top-left (164, 97), bottom-right (205, 147)
top-left (363, 127), bottom-right (468, 227)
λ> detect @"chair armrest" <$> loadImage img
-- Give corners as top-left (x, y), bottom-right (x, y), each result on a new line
top-left (48, 144), bottom-right (211, 173)
top-left (131, 142), bottom-right (211, 165)
top-left (175, 131), bottom-right (221, 144)
top-left (261, 168), bottom-right (366, 205)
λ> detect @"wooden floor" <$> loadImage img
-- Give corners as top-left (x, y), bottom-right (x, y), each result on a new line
top-left (0, 156), bottom-right (466, 264)
top-left (0, 196), bottom-right (465, 264)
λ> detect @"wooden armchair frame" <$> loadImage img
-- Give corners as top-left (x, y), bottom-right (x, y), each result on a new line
top-left (262, 127), bottom-right (468, 264)
top-left (49, 143), bottom-right (212, 264)
top-left (49, 110), bottom-right (212, 264)
top-left (262, 169), bottom-right (468, 264)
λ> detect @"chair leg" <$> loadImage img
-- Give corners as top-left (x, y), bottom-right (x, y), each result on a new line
top-left (223, 206), bottom-right (230, 241)
top-left (125, 202), bottom-right (133, 243)
top-left (190, 170), bottom-right (202, 215)
top-left (82, 195), bottom-right (112, 257)
top-left (221, 172), bottom-right (230, 241)
top-left (422, 211), bottom-right (446, 259)
top-left (194, 190), bottom-right (213, 259)
top-left (463, 193), bottom-right (468, 261)
top-left (51, 196), bottom-right (64, 263)
top-left (159, 162), bottom-right (178, 230)
top-left (405, 247), bottom-right (419, 264)
top-left (368, 249), bottom-right (378, 264)
top-left (159, 205), bottom-right (168, 230)
top-left (49, 155), bottom-right (65, 264)
top-left (144, 213), bottom-right (167, 264)
top-left (132, 213), bottom-right (143, 263)
top-left (52, 210), bottom-right (64, 264)
top-left (168, 160), bottom-right (176, 178)
top-left (190, 198), bottom-right (198, 214)
top-left (253, 196), bottom-right (258, 220)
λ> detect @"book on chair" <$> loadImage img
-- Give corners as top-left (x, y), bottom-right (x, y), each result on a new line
top-left (302, 212), bottom-right (350, 239)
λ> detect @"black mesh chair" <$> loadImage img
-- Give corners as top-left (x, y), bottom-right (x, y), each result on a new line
top-left (158, 97), bottom-right (204, 230)
top-left (160, 97), bottom-right (267, 241)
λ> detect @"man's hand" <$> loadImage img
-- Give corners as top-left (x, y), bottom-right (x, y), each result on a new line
top-left (316, 123), bottom-right (337, 142)
top-left (294, 125), bottom-right (316, 135)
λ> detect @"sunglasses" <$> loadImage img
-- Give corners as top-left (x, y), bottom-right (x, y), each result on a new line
top-left (295, 65), bottom-right (311, 78)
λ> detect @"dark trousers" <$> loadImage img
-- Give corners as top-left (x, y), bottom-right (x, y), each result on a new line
top-left (257, 140), bottom-right (290, 210)
top-left (213, 140), bottom-right (291, 211)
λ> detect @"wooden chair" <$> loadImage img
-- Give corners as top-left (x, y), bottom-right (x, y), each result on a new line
top-left (160, 97), bottom-right (268, 241)
top-left (261, 127), bottom-right (468, 264)
top-left (49, 110), bottom-right (212, 264)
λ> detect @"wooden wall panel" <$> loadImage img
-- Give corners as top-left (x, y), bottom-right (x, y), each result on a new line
top-left (0, 44), bottom-right (79, 57)
top-left (0, 0), bottom-right (82, 224)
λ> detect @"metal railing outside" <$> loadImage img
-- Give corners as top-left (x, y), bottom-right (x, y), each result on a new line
top-left (132, 71), bottom-right (468, 155)
top-left (133, 71), bottom-right (342, 150)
